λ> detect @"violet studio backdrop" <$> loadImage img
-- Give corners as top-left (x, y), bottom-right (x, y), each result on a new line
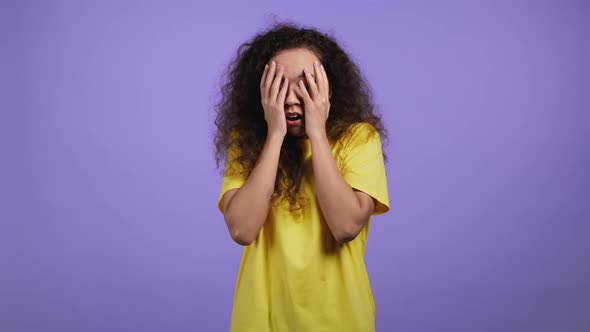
top-left (2, 0), bottom-right (589, 331)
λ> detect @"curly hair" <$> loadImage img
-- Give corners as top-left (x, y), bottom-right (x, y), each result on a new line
top-left (213, 21), bottom-right (388, 214)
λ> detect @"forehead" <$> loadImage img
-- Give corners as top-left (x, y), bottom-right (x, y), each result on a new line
top-left (271, 48), bottom-right (320, 78)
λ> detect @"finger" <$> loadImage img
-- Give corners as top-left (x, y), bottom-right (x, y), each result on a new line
top-left (278, 78), bottom-right (289, 103)
top-left (314, 61), bottom-right (325, 96)
top-left (297, 80), bottom-right (312, 103)
top-left (260, 63), bottom-right (269, 93)
top-left (270, 64), bottom-right (284, 102)
top-left (303, 67), bottom-right (319, 98)
top-left (261, 63), bottom-right (272, 99)
top-left (320, 63), bottom-right (329, 96)
top-left (264, 61), bottom-right (277, 99)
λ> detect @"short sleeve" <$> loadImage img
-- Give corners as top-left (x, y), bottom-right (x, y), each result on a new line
top-left (217, 139), bottom-right (247, 214)
top-left (340, 123), bottom-right (390, 216)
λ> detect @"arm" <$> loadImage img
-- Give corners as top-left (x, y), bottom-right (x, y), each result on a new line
top-left (309, 131), bottom-right (376, 243)
top-left (222, 134), bottom-right (284, 245)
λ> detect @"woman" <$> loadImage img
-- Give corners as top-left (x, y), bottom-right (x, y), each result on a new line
top-left (214, 22), bottom-right (390, 332)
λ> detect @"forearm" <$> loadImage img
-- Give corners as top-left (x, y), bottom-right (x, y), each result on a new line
top-left (309, 132), bottom-right (363, 242)
top-left (225, 134), bottom-right (284, 243)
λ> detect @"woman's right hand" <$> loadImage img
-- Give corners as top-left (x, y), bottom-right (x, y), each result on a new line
top-left (260, 61), bottom-right (289, 138)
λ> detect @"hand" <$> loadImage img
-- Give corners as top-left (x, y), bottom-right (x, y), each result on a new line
top-left (293, 61), bottom-right (330, 139)
top-left (260, 60), bottom-right (289, 138)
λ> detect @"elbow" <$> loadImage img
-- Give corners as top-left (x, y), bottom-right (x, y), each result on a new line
top-left (332, 213), bottom-right (370, 243)
top-left (335, 234), bottom-right (357, 244)
top-left (333, 222), bottom-right (363, 244)
top-left (225, 215), bottom-right (257, 246)
top-left (231, 231), bottom-right (255, 246)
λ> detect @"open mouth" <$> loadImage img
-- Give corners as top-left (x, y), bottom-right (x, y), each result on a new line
top-left (286, 113), bottom-right (302, 121)
top-left (286, 113), bottom-right (303, 126)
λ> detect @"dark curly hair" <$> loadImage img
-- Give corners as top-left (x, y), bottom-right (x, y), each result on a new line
top-left (213, 21), bottom-right (388, 214)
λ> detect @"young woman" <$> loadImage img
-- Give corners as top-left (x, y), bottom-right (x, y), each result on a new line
top-left (214, 22), bottom-right (390, 332)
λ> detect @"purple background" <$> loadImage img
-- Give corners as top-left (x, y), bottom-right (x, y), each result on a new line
top-left (2, 0), bottom-right (589, 331)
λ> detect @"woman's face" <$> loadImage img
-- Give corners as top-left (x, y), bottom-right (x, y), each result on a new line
top-left (270, 47), bottom-right (321, 138)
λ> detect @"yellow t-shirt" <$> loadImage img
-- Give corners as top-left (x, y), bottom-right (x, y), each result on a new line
top-left (217, 122), bottom-right (390, 332)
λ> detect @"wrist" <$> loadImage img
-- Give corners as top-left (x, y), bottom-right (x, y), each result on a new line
top-left (307, 129), bottom-right (327, 141)
top-left (266, 132), bottom-right (285, 144)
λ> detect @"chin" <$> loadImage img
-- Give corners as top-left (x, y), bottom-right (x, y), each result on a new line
top-left (287, 129), bottom-right (307, 138)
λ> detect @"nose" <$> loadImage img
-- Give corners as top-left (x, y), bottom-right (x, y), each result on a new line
top-left (284, 83), bottom-right (300, 109)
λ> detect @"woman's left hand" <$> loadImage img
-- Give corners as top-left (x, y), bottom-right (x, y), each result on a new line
top-left (293, 61), bottom-right (330, 138)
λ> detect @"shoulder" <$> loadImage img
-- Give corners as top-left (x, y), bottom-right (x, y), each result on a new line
top-left (340, 122), bottom-right (381, 149)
